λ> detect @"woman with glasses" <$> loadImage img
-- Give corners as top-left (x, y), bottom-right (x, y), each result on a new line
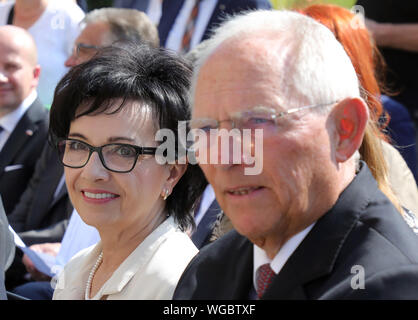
top-left (50, 42), bottom-right (206, 300)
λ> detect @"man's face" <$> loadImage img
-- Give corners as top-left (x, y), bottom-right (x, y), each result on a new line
top-left (0, 34), bottom-right (39, 113)
top-left (65, 22), bottom-right (112, 67)
top-left (193, 38), bottom-right (339, 250)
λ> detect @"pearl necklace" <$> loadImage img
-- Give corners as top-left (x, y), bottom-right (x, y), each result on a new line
top-left (85, 251), bottom-right (103, 300)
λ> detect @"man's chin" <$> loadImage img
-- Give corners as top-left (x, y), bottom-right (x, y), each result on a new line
top-left (228, 214), bottom-right (269, 239)
top-left (0, 98), bottom-right (19, 112)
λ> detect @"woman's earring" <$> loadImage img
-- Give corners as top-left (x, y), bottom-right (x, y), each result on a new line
top-left (162, 188), bottom-right (169, 200)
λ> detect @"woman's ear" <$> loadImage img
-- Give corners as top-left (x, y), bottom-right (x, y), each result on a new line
top-left (163, 163), bottom-right (187, 195)
top-left (332, 97), bottom-right (369, 162)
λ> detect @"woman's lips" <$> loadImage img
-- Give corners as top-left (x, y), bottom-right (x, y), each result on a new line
top-left (81, 189), bottom-right (120, 203)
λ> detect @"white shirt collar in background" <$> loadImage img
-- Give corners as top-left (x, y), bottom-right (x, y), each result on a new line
top-left (0, 90), bottom-right (38, 151)
top-left (194, 184), bottom-right (216, 226)
top-left (165, 0), bottom-right (217, 52)
top-left (146, 0), bottom-right (163, 25)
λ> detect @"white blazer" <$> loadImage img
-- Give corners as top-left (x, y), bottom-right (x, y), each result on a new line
top-left (53, 216), bottom-right (198, 300)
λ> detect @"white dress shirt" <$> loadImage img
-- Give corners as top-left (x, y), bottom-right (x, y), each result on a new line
top-left (0, 1), bottom-right (84, 107)
top-left (253, 223), bottom-right (316, 291)
top-left (0, 90), bottom-right (37, 151)
top-left (165, 0), bottom-right (217, 52)
top-left (146, 0), bottom-right (163, 25)
top-left (53, 216), bottom-right (198, 300)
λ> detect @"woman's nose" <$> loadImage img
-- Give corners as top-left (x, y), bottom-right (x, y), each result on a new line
top-left (80, 151), bottom-right (110, 181)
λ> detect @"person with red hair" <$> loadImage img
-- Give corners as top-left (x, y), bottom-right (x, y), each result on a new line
top-left (298, 4), bottom-right (418, 217)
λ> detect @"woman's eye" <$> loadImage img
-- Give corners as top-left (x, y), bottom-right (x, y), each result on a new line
top-left (115, 146), bottom-right (136, 157)
top-left (68, 141), bottom-right (88, 151)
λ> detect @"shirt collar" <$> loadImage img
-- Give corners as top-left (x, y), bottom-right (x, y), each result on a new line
top-left (0, 90), bottom-right (37, 133)
top-left (253, 222), bottom-right (315, 289)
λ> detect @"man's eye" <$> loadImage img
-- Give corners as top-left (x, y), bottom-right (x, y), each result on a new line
top-left (245, 117), bottom-right (275, 126)
top-left (5, 63), bottom-right (19, 72)
top-left (200, 125), bottom-right (217, 133)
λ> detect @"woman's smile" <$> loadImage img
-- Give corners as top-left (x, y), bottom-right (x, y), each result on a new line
top-left (81, 189), bottom-right (120, 204)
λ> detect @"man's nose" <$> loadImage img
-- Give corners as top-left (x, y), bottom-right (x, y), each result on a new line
top-left (0, 71), bottom-right (8, 82)
top-left (211, 129), bottom-right (244, 168)
top-left (64, 54), bottom-right (78, 68)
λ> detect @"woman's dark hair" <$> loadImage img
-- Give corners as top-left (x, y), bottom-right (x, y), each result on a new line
top-left (49, 42), bottom-right (207, 230)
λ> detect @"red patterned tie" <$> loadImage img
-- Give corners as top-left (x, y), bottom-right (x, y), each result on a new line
top-left (181, 0), bottom-right (199, 54)
top-left (256, 263), bottom-right (275, 299)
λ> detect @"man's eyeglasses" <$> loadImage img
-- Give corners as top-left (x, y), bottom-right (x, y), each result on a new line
top-left (72, 43), bottom-right (101, 58)
top-left (188, 101), bottom-right (338, 134)
top-left (57, 139), bottom-right (157, 173)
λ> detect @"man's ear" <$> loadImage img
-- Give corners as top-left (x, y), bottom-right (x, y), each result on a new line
top-left (332, 97), bottom-right (369, 162)
top-left (32, 64), bottom-right (41, 87)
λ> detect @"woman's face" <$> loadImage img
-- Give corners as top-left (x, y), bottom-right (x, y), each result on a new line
top-left (64, 100), bottom-right (181, 234)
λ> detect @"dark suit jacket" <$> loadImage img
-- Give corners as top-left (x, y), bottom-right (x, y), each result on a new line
top-left (174, 163), bottom-right (418, 299)
top-left (112, 0), bottom-right (150, 12)
top-left (0, 98), bottom-right (49, 215)
top-left (158, 0), bottom-right (272, 47)
top-left (191, 199), bottom-right (222, 249)
top-left (8, 142), bottom-right (72, 245)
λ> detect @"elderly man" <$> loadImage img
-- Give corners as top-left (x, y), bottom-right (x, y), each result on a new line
top-left (0, 26), bottom-right (48, 216)
top-left (6, 8), bottom-right (159, 298)
top-left (173, 10), bottom-right (418, 299)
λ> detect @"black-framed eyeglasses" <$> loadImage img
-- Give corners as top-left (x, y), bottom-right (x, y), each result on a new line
top-left (57, 139), bottom-right (157, 173)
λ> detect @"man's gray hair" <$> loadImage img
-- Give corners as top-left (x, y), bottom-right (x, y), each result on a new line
top-left (189, 10), bottom-right (361, 112)
top-left (82, 8), bottom-right (159, 48)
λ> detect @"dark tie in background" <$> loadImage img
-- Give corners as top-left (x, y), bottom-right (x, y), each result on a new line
top-left (181, 0), bottom-right (200, 54)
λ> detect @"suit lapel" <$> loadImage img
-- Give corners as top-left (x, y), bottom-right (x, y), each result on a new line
top-left (219, 231), bottom-right (254, 299)
top-left (26, 160), bottom-right (65, 229)
top-left (262, 212), bottom-right (360, 299)
top-left (262, 164), bottom-right (373, 299)
top-left (48, 175), bottom-right (67, 210)
top-left (46, 145), bottom-right (66, 210)
top-left (0, 99), bottom-right (46, 178)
